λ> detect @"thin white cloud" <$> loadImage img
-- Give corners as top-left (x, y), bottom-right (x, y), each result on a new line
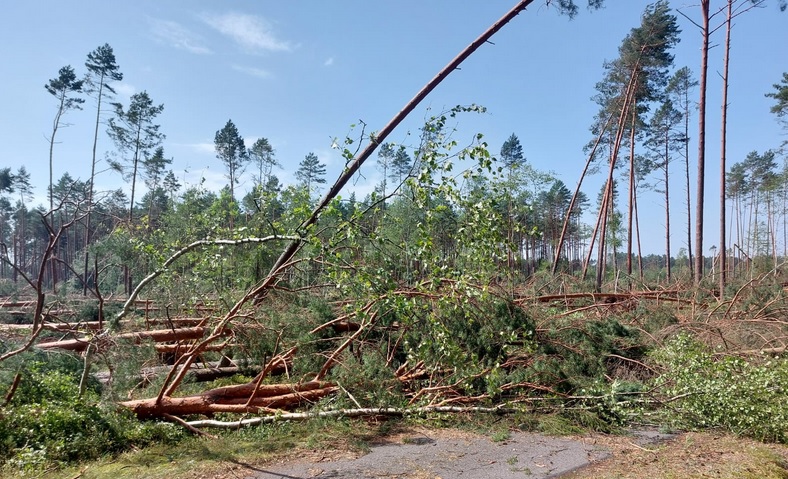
top-left (324, 57), bottom-right (334, 67)
top-left (149, 18), bottom-right (212, 55)
top-left (202, 12), bottom-right (292, 53)
top-left (184, 168), bottom-right (226, 192)
top-left (114, 82), bottom-right (136, 99)
top-left (179, 142), bottom-right (216, 155)
top-left (232, 64), bottom-right (271, 79)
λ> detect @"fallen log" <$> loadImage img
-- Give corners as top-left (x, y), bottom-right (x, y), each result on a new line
top-left (530, 291), bottom-right (688, 304)
top-left (186, 406), bottom-right (518, 428)
top-left (36, 326), bottom-right (209, 352)
top-left (94, 361), bottom-right (270, 385)
top-left (2, 318), bottom-right (205, 332)
top-left (186, 365), bottom-right (266, 382)
top-left (154, 343), bottom-right (227, 354)
top-left (120, 380), bottom-right (337, 417)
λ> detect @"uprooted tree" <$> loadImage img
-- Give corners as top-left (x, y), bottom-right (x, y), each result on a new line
top-left (3, 1), bottom-right (787, 456)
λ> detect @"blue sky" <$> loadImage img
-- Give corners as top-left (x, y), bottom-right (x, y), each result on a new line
top-left (0, 1), bottom-right (786, 255)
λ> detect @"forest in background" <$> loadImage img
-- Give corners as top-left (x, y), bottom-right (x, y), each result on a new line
top-left (2, 0), bottom-right (788, 474)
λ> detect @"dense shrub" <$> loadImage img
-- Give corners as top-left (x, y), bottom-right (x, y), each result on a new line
top-left (529, 317), bottom-right (646, 394)
top-left (652, 334), bottom-right (788, 443)
top-left (0, 351), bottom-right (185, 471)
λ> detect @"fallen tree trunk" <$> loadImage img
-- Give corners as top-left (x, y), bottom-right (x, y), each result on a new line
top-left (186, 406), bottom-right (517, 429)
top-left (185, 365), bottom-right (264, 382)
top-left (154, 342), bottom-right (227, 354)
top-left (36, 326), bottom-right (209, 352)
top-left (530, 290), bottom-right (688, 304)
top-left (2, 318), bottom-right (205, 332)
top-left (121, 380), bottom-right (337, 418)
top-left (94, 361), bottom-right (274, 385)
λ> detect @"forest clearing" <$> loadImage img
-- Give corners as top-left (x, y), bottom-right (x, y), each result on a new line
top-left (1, 0), bottom-right (788, 477)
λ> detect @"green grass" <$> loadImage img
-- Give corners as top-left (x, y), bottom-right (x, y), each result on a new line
top-left (2, 417), bottom-right (386, 479)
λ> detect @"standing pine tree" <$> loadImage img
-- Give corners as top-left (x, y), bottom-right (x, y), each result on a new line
top-left (645, 99), bottom-right (683, 280)
top-left (766, 72), bottom-right (788, 149)
top-left (142, 146), bottom-right (172, 222)
top-left (45, 66), bottom-right (84, 212)
top-left (587, 0), bottom-right (680, 290)
top-left (389, 146), bottom-right (413, 187)
top-left (500, 133), bottom-right (526, 269)
top-left (296, 152), bottom-right (327, 197)
top-left (666, 66), bottom-right (697, 276)
top-left (248, 137), bottom-right (278, 188)
top-left (107, 91), bottom-right (165, 222)
top-left (83, 43), bottom-right (122, 295)
top-left (214, 120), bottom-right (248, 202)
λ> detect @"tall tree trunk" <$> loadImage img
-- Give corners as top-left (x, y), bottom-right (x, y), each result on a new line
top-left (48, 95), bottom-right (66, 292)
top-left (751, 190), bottom-right (758, 277)
top-left (684, 102), bottom-right (694, 276)
top-left (129, 131), bottom-right (141, 222)
top-left (665, 128), bottom-right (672, 282)
top-left (694, 0), bottom-right (710, 283)
top-left (84, 72), bottom-right (106, 296)
top-left (595, 188), bottom-right (609, 291)
top-left (583, 191), bottom-right (606, 281)
top-left (551, 112), bottom-right (614, 274)
top-left (588, 71), bottom-right (640, 289)
top-left (634, 179), bottom-right (644, 281)
top-left (719, 0), bottom-right (732, 295)
top-left (783, 185), bottom-right (787, 261)
top-left (626, 105), bottom-right (636, 280)
top-left (746, 191), bottom-right (754, 273)
top-left (770, 193), bottom-right (777, 272)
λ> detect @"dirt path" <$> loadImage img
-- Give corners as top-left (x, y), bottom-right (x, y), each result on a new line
top-left (246, 429), bottom-right (672, 479)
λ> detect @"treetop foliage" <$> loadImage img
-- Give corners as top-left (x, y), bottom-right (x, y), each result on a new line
top-left (214, 119), bottom-right (248, 200)
top-left (84, 43), bottom-right (122, 94)
top-left (767, 72), bottom-right (788, 119)
top-left (108, 91), bottom-right (165, 154)
top-left (500, 133), bottom-right (526, 170)
top-left (551, 0), bottom-right (605, 18)
top-left (45, 65), bottom-right (85, 112)
top-left (296, 152), bottom-right (327, 194)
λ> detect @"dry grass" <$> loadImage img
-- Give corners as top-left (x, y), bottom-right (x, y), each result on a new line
top-left (565, 431), bottom-right (788, 479)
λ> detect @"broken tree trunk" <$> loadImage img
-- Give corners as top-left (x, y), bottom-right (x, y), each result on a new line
top-left (137, 0), bottom-right (538, 407)
top-left (36, 326), bottom-right (209, 352)
top-left (121, 380), bottom-right (337, 418)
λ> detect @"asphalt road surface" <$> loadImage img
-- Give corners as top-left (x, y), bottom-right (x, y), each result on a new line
top-left (244, 429), bottom-right (670, 479)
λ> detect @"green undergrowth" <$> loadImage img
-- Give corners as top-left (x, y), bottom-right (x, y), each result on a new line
top-left (651, 334), bottom-right (788, 443)
top-left (3, 416), bottom-right (392, 479)
top-left (0, 350), bottom-right (186, 474)
top-left (3, 287), bottom-right (788, 474)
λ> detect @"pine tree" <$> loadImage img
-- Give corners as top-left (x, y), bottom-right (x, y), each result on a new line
top-left (45, 65), bottom-right (84, 211)
top-left (83, 43), bottom-right (122, 295)
top-left (107, 91), bottom-right (165, 221)
top-left (500, 133), bottom-right (525, 170)
top-left (645, 99), bottom-right (683, 280)
top-left (296, 152), bottom-right (327, 196)
top-left (214, 120), bottom-right (248, 201)
top-left (587, 0), bottom-right (680, 289)
top-left (766, 72), bottom-right (788, 149)
top-left (390, 146), bottom-right (413, 186)
top-left (142, 146), bottom-right (172, 221)
top-left (249, 137), bottom-right (278, 187)
top-left (666, 66), bottom-right (697, 275)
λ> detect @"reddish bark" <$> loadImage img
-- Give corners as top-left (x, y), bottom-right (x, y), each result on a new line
top-left (36, 326), bottom-right (209, 352)
top-left (121, 381), bottom-right (337, 418)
